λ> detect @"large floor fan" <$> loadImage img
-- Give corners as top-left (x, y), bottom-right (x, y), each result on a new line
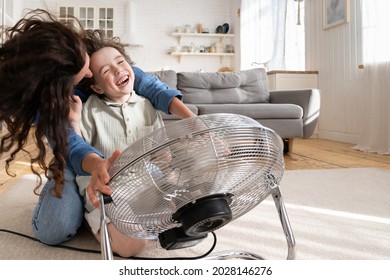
top-left (99, 113), bottom-right (295, 260)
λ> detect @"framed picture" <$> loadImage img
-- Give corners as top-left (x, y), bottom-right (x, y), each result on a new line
top-left (323, 0), bottom-right (350, 30)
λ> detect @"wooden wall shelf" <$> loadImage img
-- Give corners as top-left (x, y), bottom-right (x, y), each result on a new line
top-left (171, 32), bottom-right (234, 44)
top-left (169, 52), bottom-right (234, 63)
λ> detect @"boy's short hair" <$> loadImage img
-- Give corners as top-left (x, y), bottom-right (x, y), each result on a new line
top-left (79, 29), bottom-right (134, 92)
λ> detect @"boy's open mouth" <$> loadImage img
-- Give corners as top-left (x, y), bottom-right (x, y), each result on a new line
top-left (116, 75), bottom-right (129, 86)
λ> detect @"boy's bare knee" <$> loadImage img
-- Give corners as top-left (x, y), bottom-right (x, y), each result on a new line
top-left (106, 223), bottom-right (148, 258)
top-left (113, 239), bottom-right (148, 258)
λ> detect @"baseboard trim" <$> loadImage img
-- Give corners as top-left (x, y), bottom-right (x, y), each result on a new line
top-left (317, 130), bottom-right (359, 144)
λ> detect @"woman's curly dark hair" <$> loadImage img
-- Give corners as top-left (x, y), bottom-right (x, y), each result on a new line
top-left (0, 9), bottom-right (87, 197)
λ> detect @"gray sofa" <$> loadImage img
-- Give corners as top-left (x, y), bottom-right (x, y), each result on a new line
top-left (148, 68), bottom-right (320, 153)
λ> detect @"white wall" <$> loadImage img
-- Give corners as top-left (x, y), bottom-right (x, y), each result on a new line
top-left (21, 0), bottom-right (237, 72)
top-left (14, 0), bottom-right (366, 144)
top-left (305, 0), bottom-right (362, 144)
top-left (127, 0), bottom-right (236, 72)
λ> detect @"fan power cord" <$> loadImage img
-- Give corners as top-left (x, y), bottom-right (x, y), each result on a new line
top-left (130, 232), bottom-right (217, 260)
top-left (0, 228), bottom-right (103, 254)
top-left (0, 228), bottom-right (217, 260)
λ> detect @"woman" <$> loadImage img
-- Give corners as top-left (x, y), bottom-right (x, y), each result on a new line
top-left (0, 9), bottom-right (192, 245)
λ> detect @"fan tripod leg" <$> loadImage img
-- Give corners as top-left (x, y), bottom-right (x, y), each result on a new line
top-left (206, 187), bottom-right (295, 260)
top-left (272, 187), bottom-right (296, 260)
top-left (204, 250), bottom-right (265, 260)
top-left (99, 192), bottom-right (114, 260)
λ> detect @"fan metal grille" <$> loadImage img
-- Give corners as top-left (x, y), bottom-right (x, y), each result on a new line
top-left (107, 113), bottom-right (284, 239)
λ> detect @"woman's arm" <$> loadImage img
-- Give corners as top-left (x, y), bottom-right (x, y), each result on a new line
top-left (133, 66), bottom-right (182, 114)
top-left (66, 129), bottom-right (104, 175)
top-left (83, 150), bottom-right (121, 208)
top-left (133, 66), bottom-right (196, 118)
top-left (68, 95), bottom-right (82, 136)
top-left (66, 86), bottom-right (105, 175)
top-left (168, 97), bottom-right (196, 118)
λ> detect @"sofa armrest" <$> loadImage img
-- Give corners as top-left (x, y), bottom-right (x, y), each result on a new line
top-left (269, 89), bottom-right (320, 138)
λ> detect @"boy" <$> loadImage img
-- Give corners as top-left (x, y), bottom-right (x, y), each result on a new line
top-left (70, 31), bottom-right (195, 257)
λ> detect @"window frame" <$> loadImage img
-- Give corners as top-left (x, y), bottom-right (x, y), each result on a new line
top-left (58, 6), bottom-right (114, 38)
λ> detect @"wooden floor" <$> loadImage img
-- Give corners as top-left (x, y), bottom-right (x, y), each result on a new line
top-left (0, 128), bottom-right (46, 194)
top-left (284, 138), bottom-right (390, 170)
top-left (1, 126), bottom-right (390, 193)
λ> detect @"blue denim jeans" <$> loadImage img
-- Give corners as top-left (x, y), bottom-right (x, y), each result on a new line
top-left (32, 168), bottom-right (84, 245)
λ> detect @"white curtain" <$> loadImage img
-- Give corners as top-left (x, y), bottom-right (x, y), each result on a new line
top-left (354, 0), bottom-right (390, 154)
top-left (240, 0), bottom-right (288, 70)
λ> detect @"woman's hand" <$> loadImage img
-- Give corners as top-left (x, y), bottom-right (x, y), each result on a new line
top-left (86, 150), bottom-right (122, 208)
top-left (69, 95), bottom-right (82, 135)
top-left (168, 97), bottom-right (196, 118)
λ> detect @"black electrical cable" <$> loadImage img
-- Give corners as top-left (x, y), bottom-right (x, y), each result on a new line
top-left (129, 232), bottom-right (217, 260)
top-left (0, 228), bottom-right (217, 260)
top-left (0, 228), bottom-right (103, 254)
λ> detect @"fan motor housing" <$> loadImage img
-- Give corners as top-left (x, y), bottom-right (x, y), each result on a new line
top-left (174, 194), bottom-right (233, 236)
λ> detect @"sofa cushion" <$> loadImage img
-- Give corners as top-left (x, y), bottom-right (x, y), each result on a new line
top-left (195, 103), bottom-right (303, 120)
top-left (177, 68), bottom-right (269, 104)
top-left (147, 70), bottom-right (178, 89)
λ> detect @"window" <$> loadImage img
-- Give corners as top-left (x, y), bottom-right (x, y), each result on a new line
top-left (98, 8), bottom-right (114, 38)
top-left (361, 0), bottom-right (390, 63)
top-left (59, 6), bottom-right (75, 24)
top-left (59, 6), bottom-right (114, 38)
top-left (285, 0), bottom-right (305, 70)
top-left (79, 7), bottom-right (94, 29)
top-left (240, 0), bottom-right (305, 71)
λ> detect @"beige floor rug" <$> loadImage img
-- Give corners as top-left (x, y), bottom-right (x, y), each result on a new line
top-left (0, 167), bottom-right (389, 260)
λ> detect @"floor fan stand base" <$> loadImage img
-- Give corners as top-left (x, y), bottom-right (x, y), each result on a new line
top-left (205, 186), bottom-right (295, 260)
top-left (100, 186), bottom-right (295, 260)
